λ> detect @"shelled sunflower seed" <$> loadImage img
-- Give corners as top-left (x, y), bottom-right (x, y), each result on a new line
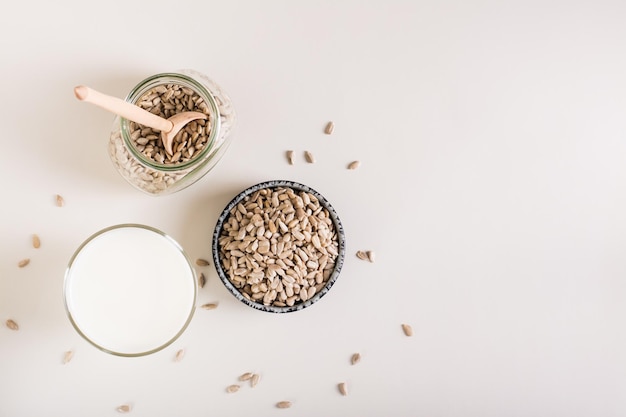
top-left (226, 384), bottom-right (240, 393)
top-left (55, 194), bottom-right (64, 207)
top-left (351, 353), bottom-right (361, 365)
top-left (63, 350), bottom-right (74, 364)
top-left (217, 187), bottom-right (340, 308)
top-left (198, 272), bottom-right (206, 288)
top-left (402, 323), bottom-right (413, 337)
top-left (338, 382), bottom-right (348, 396)
top-left (347, 160), bottom-right (360, 170)
top-left (5, 319), bottom-right (19, 331)
top-left (128, 84), bottom-right (212, 165)
top-left (201, 303), bottom-right (218, 310)
top-left (196, 258), bottom-right (210, 267)
top-left (32, 234), bottom-right (41, 248)
top-left (276, 401), bottom-right (292, 409)
top-left (250, 373), bottom-right (260, 388)
top-left (286, 150), bottom-right (295, 165)
top-left (304, 151), bottom-right (315, 163)
top-left (18, 259), bottom-right (30, 268)
top-left (174, 349), bottom-right (185, 361)
top-left (116, 404), bottom-right (131, 413)
top-left (324, 121), bottom-right (335, 135)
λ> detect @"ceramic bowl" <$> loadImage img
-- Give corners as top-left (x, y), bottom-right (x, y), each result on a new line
top-left (212, 180), bottom-right (346, 313)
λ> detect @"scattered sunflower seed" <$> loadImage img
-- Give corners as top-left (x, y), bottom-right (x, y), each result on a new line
top-left (366, 250), bottom-right (375, 263)
top-left (175, 349), bottom-right (185, 362)
top-left (63, 350), bottom-right (74, 364)
top-left (18, 259), bottom-right (30, 268)
top-left (276, 401), bottom-right (292, 409)
top-left (402, 323), bottom-right (413, 337)
top-left (324, 121), bottom-right (335, 135)
top-left (356, 251), bottom-right (368, 261)
top-left (251, 373), bottom-right (260, 388)
top-left (55, 194), bottom-right (64, 207)
top-left (286, 150), bottom-right (295, 165)
top-left (196, 258), bottom-right (210, 267)
top-left (198, 272), bottom-right (206, 288)
top-left (347, 160), bottom-right (360, 170)
top-left (5, 319), bottom-right (19, 331)
top-left (116, 404), bottom-right (131, 413)
top-left (351, 353), bottom-right (361, 365)
top-left (32, 234), bottom-right (41, 249)
top-left (201, 303), bottom-right (218, 310)
top-left (226, 384), bottom-right (240, 393)
top-left (239, 372), bottom-right (254, 381)
top-left (338, 382), bottom-right (348, 396)
top-left (304, 151), bottom-right (315, 163)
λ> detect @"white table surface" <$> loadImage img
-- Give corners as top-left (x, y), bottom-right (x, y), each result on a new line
top-left (2, 1), bottom-right (626, 416)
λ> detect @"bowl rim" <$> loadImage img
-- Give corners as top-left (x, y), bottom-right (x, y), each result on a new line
top-left (211, 180), bottom-right (346, 313)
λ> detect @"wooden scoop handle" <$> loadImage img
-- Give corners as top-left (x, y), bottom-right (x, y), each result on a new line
top-left (74, 85), bottom-right (173, 133)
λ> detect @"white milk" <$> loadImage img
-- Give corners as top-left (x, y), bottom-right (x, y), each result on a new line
top-left (64, 225), bottom-right (196, 356)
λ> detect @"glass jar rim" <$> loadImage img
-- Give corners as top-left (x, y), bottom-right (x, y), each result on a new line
top-left (120, 72), bottom-right (221, 171)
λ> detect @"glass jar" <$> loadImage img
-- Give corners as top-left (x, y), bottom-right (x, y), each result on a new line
top-left (108, 69), bottom-right (236, 195)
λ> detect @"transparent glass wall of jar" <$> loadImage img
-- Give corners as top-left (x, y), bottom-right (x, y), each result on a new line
top-left (108, 70), bottom-right (236, 195)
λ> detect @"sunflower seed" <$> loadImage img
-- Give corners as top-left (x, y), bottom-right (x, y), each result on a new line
top-left (196, 258), bottom-right (210, 267)
top-left (347, 160), bottom-right (360, 170)
top-left (5, 319), bottom-right (19, 331)
top-left (55, 194), bottom-right (64, 207)
top-left (366, 250), bottom-right (375, 263)
top-left (226, 384), bottom-right (240, 393)
top-left (239, 372), bottom-right (254, 381)
top-left (32, 234), bottom-right (41, 249)
top-left (356, 251), bottom-right (368, 261)
top-left (338, 382), bottom-right (348, 396)
top-left (63, 350), bottom-right (74, 364)
top-left (201, 303), bottom-right (218, 310)
top-left (251, 373), bottom-right (260, 388)
top-left (198, 272), bottom-right (206, 288)
top-left (116, 404), bottom-right (131, 413)
top-left (402, 323), bottom-right (413, 337)
top-left (324, 121), bottom-right (334, 134)
top-left (351, 353), bottom-right (361, 365)
top-left (276, 401), bottom-right (292, 409)
top-left (175, 349), bottom-right (185, 361)
top-left (18, 258), bottom-right (30, 268)
top-left (286, 150), bottom-right (295, 165)
top-left (304, 151), bottom-right (315, 163)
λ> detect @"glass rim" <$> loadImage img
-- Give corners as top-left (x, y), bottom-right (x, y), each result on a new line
top-left (120, 72), bottom-right (221, 172)
top-left (63, 223), bottom-right (197, 357)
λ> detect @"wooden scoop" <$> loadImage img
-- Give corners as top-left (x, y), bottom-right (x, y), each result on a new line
top-left (74, 85), bottom-right (207, 155)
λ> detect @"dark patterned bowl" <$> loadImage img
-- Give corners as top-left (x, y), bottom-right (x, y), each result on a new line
top-left (212, 180), bottom-right (346, 313)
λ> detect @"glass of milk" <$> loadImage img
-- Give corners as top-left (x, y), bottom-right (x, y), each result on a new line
top-left (63, 224), bottom-right (197, 356)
